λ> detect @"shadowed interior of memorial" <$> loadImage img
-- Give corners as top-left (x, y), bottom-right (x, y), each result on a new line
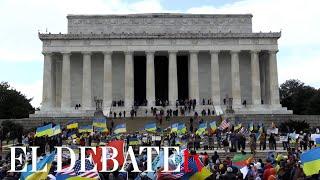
top-left (134, 56), bottom-right (146, 106)
top-left (155, 56), bottom-right (168, 105)
top-left (177, 55), bottom-right (189, 101)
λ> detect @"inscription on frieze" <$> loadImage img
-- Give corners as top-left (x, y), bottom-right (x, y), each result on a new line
top-left (67, 14), bottom-right (252, 34)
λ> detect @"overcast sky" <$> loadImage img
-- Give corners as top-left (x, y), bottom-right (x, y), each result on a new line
top-left (0, 0), bottom-right (319, 107)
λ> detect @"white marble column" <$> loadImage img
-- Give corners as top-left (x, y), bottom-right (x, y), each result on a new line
top-left (82, 52), bottom-right (92, 110)
top-left (41, 52), bottom-right (54, 110)
top-left (189, 51), bottom-right (199, 103)
top-left (268, 50), bottom-right (280, 105)
top-left (103, 51), bottom-right (113, 108)
top-left (125, 51), bottom-right (134, 107)
top-left (146, 51), bottom-right (155, 106)
top-left (210, 50), bottom-right (221, 105)
top-left (168, 51), bottom-right (178, 105)
top-left (231, 50), bottom-right (241, 106)
top-left (251, 50), bottom-right (261, 105)
top-left (61, 52), bottom-right (71, 109)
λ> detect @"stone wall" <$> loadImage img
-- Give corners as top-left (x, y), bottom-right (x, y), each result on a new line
top-left (1, 115), bottom-right (320, 133)
top-left (67, 14), bottom-right (253, 34)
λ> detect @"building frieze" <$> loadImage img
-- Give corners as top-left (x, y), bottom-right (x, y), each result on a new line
top-left (39, 32), bottom-right (281, 41)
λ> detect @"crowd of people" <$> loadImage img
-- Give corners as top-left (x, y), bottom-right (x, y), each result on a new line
top-left (1, 117), bottom-right (320, 179)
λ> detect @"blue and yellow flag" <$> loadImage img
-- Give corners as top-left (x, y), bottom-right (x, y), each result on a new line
top-left (171, 123), bottom-right (179, 133)
top-left (145, 122), bottom-right (157, 132)
top-left (196, 122), bottom-right (207, 135)
top-left (67, 121), bottom-right (78, 129)
top-left (35, 124), bottom-right (53, 137)
top-left (79, 125), bottom-right (93, 133)
top-left (20, 152), bottom-right (55, 180)
top-left (51, 124), bottom-right (61, 136)
top-left (93, 118), bottom-right (106, 128)
top-left (95, 127), bottom-right (109, 133)
top-left (209, 121), bottom-right (217, 133)
top-left (114, 123), bottom-right (126, 134)
top-left (177, 123), bottom-right (187, 134)
top-left (301, 147), bottom-right (320, 176)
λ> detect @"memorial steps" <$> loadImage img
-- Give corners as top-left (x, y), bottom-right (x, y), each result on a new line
top-left (2, 114), bottom-right (320, 132)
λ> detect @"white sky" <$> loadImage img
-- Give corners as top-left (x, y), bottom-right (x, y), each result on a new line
top-left (0, 0), bottom-right (319, 107)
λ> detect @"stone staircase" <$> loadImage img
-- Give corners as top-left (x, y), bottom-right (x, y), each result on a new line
top-left (107, 104), bottom-right (217, 117)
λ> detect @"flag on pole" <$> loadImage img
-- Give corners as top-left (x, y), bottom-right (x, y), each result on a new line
top-left (196, 122), bottom-right (207, 135)
top-left (114, 123), bottom-right (126, 134)
top-left (95, 127), bottom-right (109, 133)
top-left (51, 124), bottom-right (61, 136)
top-left (145, 122), bottom-right (157, 132)
top-left (79, 125), bottom-right (93, 133)
top-left (171, 123), bottom-right (179, 133)
top-left (209, 121), bottom-right (217, 134)
top-left (35, 124), bottom-right (53, 137)
top-left (67, 121), bottom-right (78, 129)
top-left (219, 119), bottom-right (230, 130)
top-left (177, 123), bottom-right (187, 134)
top-left (92, 118), bottom-right (106, 128)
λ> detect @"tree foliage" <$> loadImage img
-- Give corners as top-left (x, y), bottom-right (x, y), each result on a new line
top-left (0, 120), bottom-right (24, 142)
top-left (280, 79), bottom-right (320, 114)
top-left (0, 82), bottom-right (34, 119)
top-left (279, 120), bottom-right (310, 133)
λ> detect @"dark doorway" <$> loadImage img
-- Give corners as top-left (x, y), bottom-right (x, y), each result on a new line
top-left (177, 55), bottom-right (189, 101)
top-left (134, 56), bottom-right (146, 106)
top-left (155, 56), bottom-right (168, 105)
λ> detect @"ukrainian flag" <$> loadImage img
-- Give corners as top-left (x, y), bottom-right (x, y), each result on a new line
top-left (79, 125), bottom-right (93, 133)
top-left (93, 118), bottom-right (106, 128)
top-left (20, 152), bottom-right (55, 180)
top-left (35, 124), bottom-right (53, 137)
top-left (301, 147), bottom-right (320, 176)
top-left (51, 124), bottom-right (61, 136)
top-left (209, 121), bottom-right (217, 133)
top-left (67, 121), bottom-right (78, 129)
top-left (196, 122), bottom-right (207, 135)
top-left (95, 127), bottom-right (109, 133)
top-left (114, 123), bottom-right (126, 134)
top-left (67, 131), bottom-right (77, 139)
top-left (145, 122), bottom-right (157, 132)
top-left (177, 123), bottom-right (187, 134)
top-left (171, 123), bottom-right (179, 133)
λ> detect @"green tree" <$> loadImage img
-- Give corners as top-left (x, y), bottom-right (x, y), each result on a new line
top-left (280, 79), bottom-right (317, 114)
top-left (1, 120), bottom-right (24, 143)
top-left (306, 92), bottom-right (320, 115)
top-left (0, 82), bottom-right (34, 119)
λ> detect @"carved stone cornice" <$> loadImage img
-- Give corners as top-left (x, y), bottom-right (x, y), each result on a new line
top-left (39, 32), bottom-right (281, 41)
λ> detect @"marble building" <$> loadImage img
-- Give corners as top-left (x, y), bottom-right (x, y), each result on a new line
top-left (34, 13), bottom-right (291, 117)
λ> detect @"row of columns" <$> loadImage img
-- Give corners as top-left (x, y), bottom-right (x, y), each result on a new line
top-left (41, 50), bottom-right (280, 110)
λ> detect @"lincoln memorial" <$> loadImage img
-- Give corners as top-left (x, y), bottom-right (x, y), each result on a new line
top-left (34, 13), bottom-right (291, 117)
